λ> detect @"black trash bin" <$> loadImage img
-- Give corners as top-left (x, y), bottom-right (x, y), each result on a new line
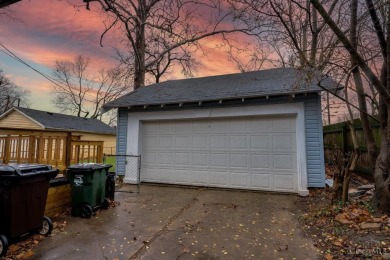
top-left (106, 172), bottom-right (116, 201)
top-left (0, 164), bottom-right (58, 257)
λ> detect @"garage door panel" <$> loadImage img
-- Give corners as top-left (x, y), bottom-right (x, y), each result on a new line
top-left (251, 154), bottom-right (270, 169)
top-left (158, 152), bottom-right (172, 164)
top-left (210, 153), bottom-right (228, 167)
top-left (251, 173), bottom-right (271, 189)
top-left (192, 153), bottom-right (208, 166)
top-left (210, 135), bottom-right (227, 149)
top-left (273, 154), bottom-right (296, 171)
top-left (230, 154), bottom-right (248, 168)
top-left (141, 115), bottom-right (297, 192)
top-left (274, 174), bottom-right (295, 190)
top-left (174, 136), bottom-right (190, 148)
top-left (143, 152), bottom-right (157, 164)
top-left (231, 172), bottom-right (248, 187)
top-left (159, 122), bottom-right (174, 133)
top-left (249, 118), bottom-right (270, 132)
top-left (210, 171), bottom-right (229, 186)
top-left (272, 117), bottom-right (295, 132)
top-left (272, 134), bottom-right (294, 150)
top-left (175, 121), bottom-right (191, 132)
top-left (143, 136), bottom-right (158, 149)
top-left (143, 123), bottom-right (159, 133)
top-left (229, 119), bottom-right (248, 132)
top-left (174, 169), bottom-right (192, 183)
top-left (191, 170), bottom-right (209, 184)
top-left (142, 167), bottom-right (174, 182)
top-left (174, 152), bottom-right (190, 166)
top-left (210, 120), bottom-right (227, 133)
top-left (192, 121), bottom-right (210, 133)
top-left (159, 136), bottom-right (173, 148)
top-left (250, 135), bottom-right (269, 150)
top-left (192, 136), bottom-right (208, 148)
top-left (229, 136), bottom-right (247, 149)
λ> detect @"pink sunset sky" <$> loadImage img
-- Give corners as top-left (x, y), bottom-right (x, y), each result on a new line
top-left (0, 0), bottom-right (248, 112)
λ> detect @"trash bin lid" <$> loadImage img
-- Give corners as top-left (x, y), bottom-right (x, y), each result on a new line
top-left (67, 163), bottom-right (112, 172)
top-left (0, 164), bottom-right (53, 177)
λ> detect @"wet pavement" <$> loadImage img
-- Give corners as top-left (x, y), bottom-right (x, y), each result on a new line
top-left (32, 185), bottom-right (318, 259)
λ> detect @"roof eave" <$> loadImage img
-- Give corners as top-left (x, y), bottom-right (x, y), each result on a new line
top-left (105, 89), bottom-right (326, 109)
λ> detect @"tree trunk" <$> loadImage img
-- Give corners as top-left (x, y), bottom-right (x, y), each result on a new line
top-left (134, 62), bottom-right (146, 89)
top-left (374, 138), bottom-right (390, 213)
top-left (350, 0), bottom-right (377, 166)
top-left (133, 15), bottom-right (146, 89)
top-left (374, 0), bottom-right (390, 214)
top-left (342, 167), bottom-right (351, 205)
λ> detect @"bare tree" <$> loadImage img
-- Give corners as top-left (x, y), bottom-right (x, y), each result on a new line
top-left (227, 0), bottom-right (348, 126)
top-left (0, 70), bottom-right (30, 114)
top-left (51, 55), bottom-right (129, 121)
top-left (310, 0), bottom-right (390, 213)
top-left (116, 46), bottom-right (200, 84)
top-left (228, 0), bottom-right (344, 71)
top-left (86, 0), bottom-right (253, 89)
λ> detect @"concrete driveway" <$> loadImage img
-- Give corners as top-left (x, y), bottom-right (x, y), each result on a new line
top-left (32, 185), bottom-right (318, 260)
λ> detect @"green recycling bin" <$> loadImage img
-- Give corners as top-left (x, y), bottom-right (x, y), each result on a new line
top-left (67, 163), bottom-right (112, 218)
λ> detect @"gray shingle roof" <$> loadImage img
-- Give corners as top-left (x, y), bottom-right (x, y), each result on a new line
top-left (103, 68), bottom-right (340, 108)
top-left (13, 107), bottom-right (116, 135)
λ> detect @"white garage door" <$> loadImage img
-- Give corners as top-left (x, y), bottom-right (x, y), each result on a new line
top-left (141, 115), bottom-right (297, 192)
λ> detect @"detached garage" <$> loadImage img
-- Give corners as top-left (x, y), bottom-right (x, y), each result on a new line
top-left (103, 68), bottom-right (339, 195)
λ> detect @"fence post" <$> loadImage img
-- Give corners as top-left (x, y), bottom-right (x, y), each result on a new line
top-left (4, 135), bottom-right (10, 164)
top-left (28, 136), bottom-right (36, 163)
top-left (64, 133), bottom-right (72, 168)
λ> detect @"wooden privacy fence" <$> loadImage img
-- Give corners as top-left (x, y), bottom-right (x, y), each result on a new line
top-left (323, 120), bottom-right (381, 175)
top-left (0, 134), bottom-right (103, 172)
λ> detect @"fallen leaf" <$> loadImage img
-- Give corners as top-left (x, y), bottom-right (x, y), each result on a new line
top-left (181, 247), bottom-right (190, 253)
top-left (335, 213), bottom-right (353, 225)
top-left (333, 241), bottom-right (343, 247)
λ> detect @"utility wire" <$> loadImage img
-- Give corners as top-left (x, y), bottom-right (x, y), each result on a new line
top-left (0, 42), bottom-right (98, 103)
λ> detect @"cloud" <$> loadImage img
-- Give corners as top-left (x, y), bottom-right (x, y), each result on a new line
top-left (0, 0), bottom-right (117, 71)
top-left (0, 0), bottom-right (257, 112)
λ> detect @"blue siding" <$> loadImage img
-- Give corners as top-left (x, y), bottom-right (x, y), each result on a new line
top-left (304, 94), bottom-right (325, 187)
top-left (115, 93), bottom-right (325, 186)
top-left (116, 108), bottom-right (128, 175)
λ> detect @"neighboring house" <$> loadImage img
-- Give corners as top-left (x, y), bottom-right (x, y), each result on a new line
top-left (0, 107), bottom-right (116, 171)
top-left (103, 68), bottom-right (339, 195)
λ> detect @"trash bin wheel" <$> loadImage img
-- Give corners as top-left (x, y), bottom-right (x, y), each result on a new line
top-left (39, 216), bottom-right (53, 235)
top-left (80, 204), bottom-right (93, 218)
top-left (0, 234), bottom-right (9, 257)
top-left (103, 198), bottom-right (110, 210)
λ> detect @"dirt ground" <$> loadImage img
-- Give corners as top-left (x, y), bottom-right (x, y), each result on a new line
top-left (294, 186), bottom-right (390, 260)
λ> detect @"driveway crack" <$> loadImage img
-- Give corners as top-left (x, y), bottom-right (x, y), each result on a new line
top-left (130, 190), bottom-right (201, 259)
top-left (98, 239), bottom-right (109, 260)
